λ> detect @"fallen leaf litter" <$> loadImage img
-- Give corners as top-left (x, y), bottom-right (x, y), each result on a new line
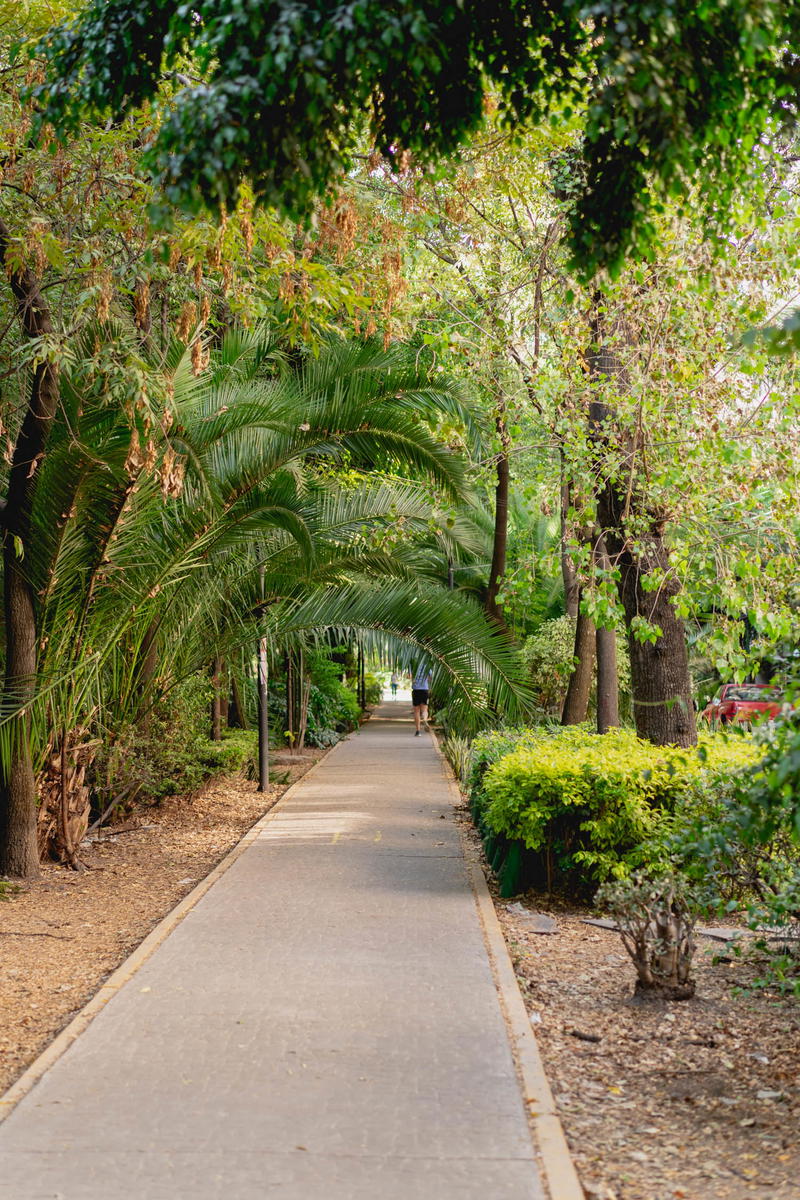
top-left (456, 803), bottom-right (800, 1200)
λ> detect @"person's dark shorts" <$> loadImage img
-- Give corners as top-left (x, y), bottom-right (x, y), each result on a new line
top-left (412, 689), bottom-right (429, 708)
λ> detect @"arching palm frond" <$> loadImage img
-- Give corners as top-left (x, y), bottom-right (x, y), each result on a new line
top-left (266, 580), bottom-right (532, 727)
top-left (2, 326), bottom-right (522, 788)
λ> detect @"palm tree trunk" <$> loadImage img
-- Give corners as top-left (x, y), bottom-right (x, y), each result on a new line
top-left (0, 218), bottom-right (60, 879)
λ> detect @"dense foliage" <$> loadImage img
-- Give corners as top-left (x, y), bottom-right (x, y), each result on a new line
top-left (522, 616), bottom-right (630, 718)
top-left (467, 726), bottom-right (758, 895)
top-left (34, 1), bottom-right (800, 275)
top-left (2, 0), bottom-right (799, 908)
top-left (91, 677), bottom-right (258, 811)
top-left (664, 710), bottom-right (800, 992)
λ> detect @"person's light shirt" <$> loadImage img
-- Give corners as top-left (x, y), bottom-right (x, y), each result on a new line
top-left (413, 669), bottom-right (431, 690)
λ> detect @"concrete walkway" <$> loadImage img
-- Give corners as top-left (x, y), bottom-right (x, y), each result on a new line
top-left (0, 706), bottom-right (545, 1200)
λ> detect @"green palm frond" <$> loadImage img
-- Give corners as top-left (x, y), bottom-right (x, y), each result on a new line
top-left (2, 326), bottom-right (522, 787)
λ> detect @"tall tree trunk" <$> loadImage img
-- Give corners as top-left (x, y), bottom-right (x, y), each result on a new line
top-left (561, 516), bottom-right (596, 726)
top-left (286, 652), bottom-right (295, 749)
top-left (357, 644), bottom-right (366, 710)
top-left (297, 674), bottom-right (311, 752)
top-left (595, 626), bottom-right (619, 734)
top-left (257, 637), bottom-right (269, 791)
top-left (485, 406), bottom-right (510, 628)
top-left (594, 535), bottom-right (620, 734)
top-left (588, 315), bottom-right (696, 748)
top-left (0, 218), bottom-right (60, 878)
top-left (598, 482), bottom-right (696, 746)
top-left (561, 605), bottom-right (595, 725)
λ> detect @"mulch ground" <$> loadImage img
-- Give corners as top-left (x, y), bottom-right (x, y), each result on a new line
top-left (0, 749), bottom-right (326, 1097)
top-left (449, 796), bottom-right (800, 1200)
top-left (493, 880), bottom-right (800, 1199)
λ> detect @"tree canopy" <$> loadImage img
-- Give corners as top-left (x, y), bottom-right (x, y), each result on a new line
top-left (2, 0), bottom-right (799, 894)
top-left (34, 0), bottom-right (800, 275)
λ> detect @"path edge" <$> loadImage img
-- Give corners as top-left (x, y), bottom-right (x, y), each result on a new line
top-left (429, 728), bottom-right (585, 1200)
top-left (0, 738), bottom-right (348, 1125)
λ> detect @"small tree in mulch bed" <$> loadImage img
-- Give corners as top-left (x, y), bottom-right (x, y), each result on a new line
top-left (596, 874), bottom-right (697, 1000)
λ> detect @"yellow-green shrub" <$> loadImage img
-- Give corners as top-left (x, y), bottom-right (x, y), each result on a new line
top-left (477, 727), bottom-right (758, 895)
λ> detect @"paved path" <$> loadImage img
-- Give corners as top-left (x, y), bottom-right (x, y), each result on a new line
top-left (0, 706), bottom-right (544, 1200)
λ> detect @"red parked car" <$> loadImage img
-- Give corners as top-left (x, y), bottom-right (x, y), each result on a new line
top-left (700, 683), bottom-right (782, 728)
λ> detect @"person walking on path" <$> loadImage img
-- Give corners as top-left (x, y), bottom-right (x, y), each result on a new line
top-left (412, 664), bottom-right (432, 735)
top-left (390, 671), bottom-right (399, 698)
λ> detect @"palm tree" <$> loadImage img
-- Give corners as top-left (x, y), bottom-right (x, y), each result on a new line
top-left (1, 328), bottom-right (532, 876)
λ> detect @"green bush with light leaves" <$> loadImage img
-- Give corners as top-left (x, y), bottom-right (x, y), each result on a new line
top-left (521, 616), bottom-right (631, 719)
top-left (471, 727), bottom-right (758, 896)
top-left (666, 710), bottom-right (800, 992)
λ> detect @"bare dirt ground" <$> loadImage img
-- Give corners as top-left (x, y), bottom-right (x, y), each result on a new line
top-left (494, 880), bottom-right (800, 1199)
top-left (0, 749), bottom-right (326, 1097)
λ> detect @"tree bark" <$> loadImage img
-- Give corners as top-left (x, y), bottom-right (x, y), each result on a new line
top-left (297, 676), bottom-right (311, 752)
top-left (561, 512), bottom-right (596, 725)
top-left (357, 644), bottom-right (365, 710)
top-left (561, 605), bottom-right (595, 725)
top-left (485, 408), bottom-right (510, 629)
top-left (257, 637), bottom-right (269, 790)
top-left (594, 535), bottom-right (620, 734)
top-left (596, 481), bottom-right (696, 746)
top-left (595, 626), bottom-right (619, 733)
top-left (587, 314), bottom-right (695, 748)
top-left (0, 218), bottom-right (60, 878)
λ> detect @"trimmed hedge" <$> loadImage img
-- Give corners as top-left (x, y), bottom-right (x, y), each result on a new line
top-left (468, 726), bottom-right (758, 897)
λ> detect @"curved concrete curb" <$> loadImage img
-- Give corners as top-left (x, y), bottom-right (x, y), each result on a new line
top-left (0, 738), bottom-right (347, 1125)
top-left (429, 729), bottom-right (585, 1200)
